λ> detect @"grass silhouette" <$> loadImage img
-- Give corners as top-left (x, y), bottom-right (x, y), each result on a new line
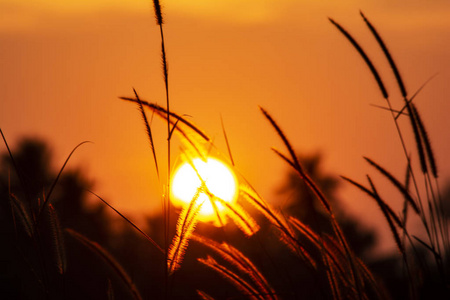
top-left (1, 5), bottom-right (449, 300)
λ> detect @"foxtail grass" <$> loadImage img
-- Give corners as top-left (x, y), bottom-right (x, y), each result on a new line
top-left (168, 187), bottom-right (203, 274)
top-left (198, 255), bottom-right (264, 300)
top-left (240, 184), bottom-right (317, 271)
top-left (10, 193), bottom-right (34, 237)
top-left (108, 7), bottom-right (450, 299)
top-left (363, 157), bottom-right (419, 214)
top-left (192, 234), bottom-right (277, 300)
top-left (332, 12), bottom-right (449, 297)
top-left (1, 132), bottom-right (92, 297)
top-left (260, 107), bottom-right (366, 299)
top-left (197, 290), bottom-right (215, 300)
top-left (48, 204), bottom-right (66, 275)
top-left (149, 0), bottom-right (172, 294)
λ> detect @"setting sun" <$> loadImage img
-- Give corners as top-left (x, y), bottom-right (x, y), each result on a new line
top-left (171, 157), bottom-right (238, 223)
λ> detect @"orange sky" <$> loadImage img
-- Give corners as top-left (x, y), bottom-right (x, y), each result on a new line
top-left (2, 0), bottom-right (450, 255)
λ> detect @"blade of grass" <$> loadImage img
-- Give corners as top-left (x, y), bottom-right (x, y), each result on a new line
top-left (366, 176), bottom-right (405, 255)
top-left (1, 129), bottom-right (34, 217)
top-left (38, 141), bottom-right (91, 219)
top-left (240, 187), bottom-right (316, 270)
top-left (133, 88), bottom-right (160, 180)
top-left (88, 190), bottom-right (164, 254)
top-left (66, 228), bottom-right (143, 300)
top-left (395, 73), bottom-right (439, 120)
top-left (323, 253), bottom-right (342, 300)
top-left (168, 115), bottom-right (189, 141)
top-left (221, 115), bottom-right (235, 166)
top-left (402, 158), bottom-right (412, 226)
top-left (340, 175), bottom-right (403, 227)
top-left (120, 97), bottom-right (210, 141)
top-left (289, 217), bottom-right (348, 281)
top-left (413, 235), bottom-right (440, 258)
top-left (370, 103), bottom-right (408, 116)
top-left (198, 256), bottom-right (263, 300)
top-left (261, 108), bottom-right (331, 213)
top-left (261, 107), bottom-right (363, 299)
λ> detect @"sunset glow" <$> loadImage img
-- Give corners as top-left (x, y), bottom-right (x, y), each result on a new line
top-left (171, 157), bottom-right (238, 223)
top-left (2, 0), bottom-right (450, 256)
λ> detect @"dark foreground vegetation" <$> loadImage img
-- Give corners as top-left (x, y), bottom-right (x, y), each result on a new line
top-left (1, 3), bottom-right (450, 299)
top-left (1, 136), bottom-right (448, 299)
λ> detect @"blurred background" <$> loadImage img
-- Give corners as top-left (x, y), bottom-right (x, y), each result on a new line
top-left (1, 2), bottom-right (450, 291)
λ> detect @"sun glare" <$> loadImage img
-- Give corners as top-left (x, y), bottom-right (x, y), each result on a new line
top-left (171, 157), bottom-right (238, 223)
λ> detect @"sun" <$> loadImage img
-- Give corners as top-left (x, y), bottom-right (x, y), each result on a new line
top-left (171, 157), bottom-right (238, 223)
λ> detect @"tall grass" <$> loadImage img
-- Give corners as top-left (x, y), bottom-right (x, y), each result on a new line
top-left (118, 5), bottom-right (388, 297)
top-left (331, 11), bottom-right (449, 299)
top-left (120, 8), bottom-right (448, 299)
top-left (1, 5), bottom-right (449, 299)
top-left (0, 130), bottom-right (92, 298)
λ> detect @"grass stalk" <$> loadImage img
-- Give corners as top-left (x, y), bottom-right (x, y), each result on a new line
top-left (198, 256), bottom-right (264, 300)
top-left (260, 107), bottom-right (364, 299)
top-left (120, 98), bottom-right (209, 141)
top-left (358, 14), bottom-right (446, 264)
top-left (89, 190), bottom-right (164, 254)
top-left (66, 228), bottom-right (143, 300)
top-left (1, 128), bottom-right (35, 221)
top-left (366, 176), bottom-right (404, 255)
top-left (363, 157), bottom-right (419, 214)
top-left (150, 0), bottom-right (171, 296)
top-left (331, 12), bottom-right (450, 295)
top-left (37, 141), bottom-right (91, 221)
top-left (220, 115), bottom-right (235, 166)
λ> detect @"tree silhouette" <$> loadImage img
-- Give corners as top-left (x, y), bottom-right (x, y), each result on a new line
top-left (0, 139), bottom-right (52, 211)
top-left (0, 137), bottom-right (113, 299)
top-left (1, 139), bottom-right (423, 299)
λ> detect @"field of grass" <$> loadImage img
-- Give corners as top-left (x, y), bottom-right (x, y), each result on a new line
top-left (1, 1), bottom-right (449, 299)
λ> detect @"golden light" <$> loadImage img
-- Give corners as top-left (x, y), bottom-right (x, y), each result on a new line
top-left (171, 157), bottom-right (238, 223)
